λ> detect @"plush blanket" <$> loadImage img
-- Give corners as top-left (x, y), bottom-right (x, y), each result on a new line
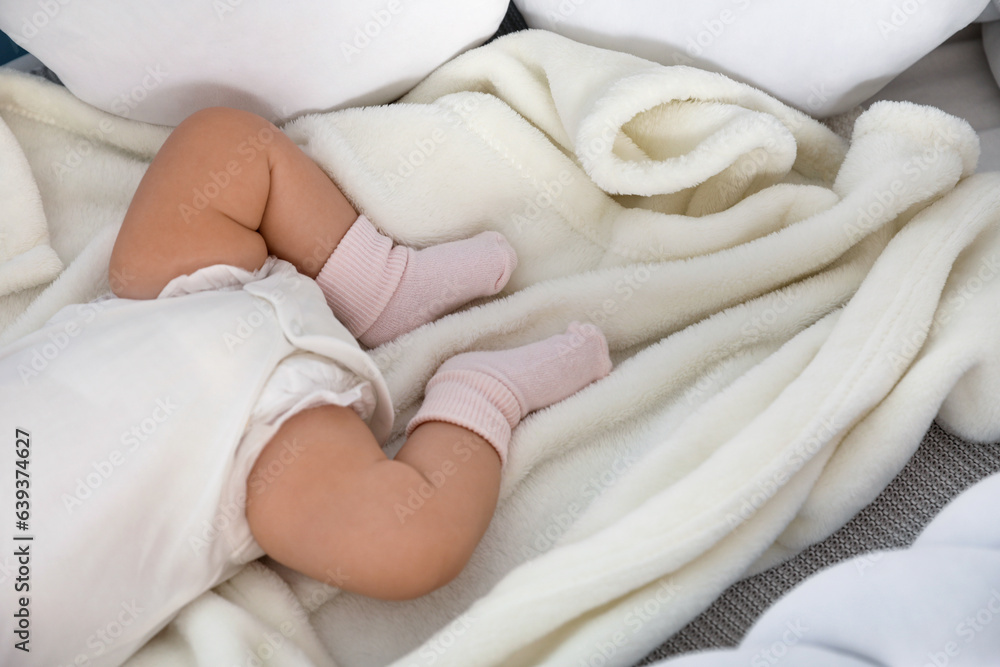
top-left (1, 28), bottom-right (999, 667)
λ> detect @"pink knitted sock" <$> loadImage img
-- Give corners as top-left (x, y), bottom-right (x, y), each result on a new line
top-left (315, 214), bottom-right (517, 347)
top-left (406, 322), bottom-right (613, 466)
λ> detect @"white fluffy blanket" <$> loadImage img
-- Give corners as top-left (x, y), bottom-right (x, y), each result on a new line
top-left (1, 29), bottom-right (999, 667)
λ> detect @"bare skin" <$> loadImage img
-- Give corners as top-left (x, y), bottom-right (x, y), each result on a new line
top-left (109, 107), bottom-right (501, 600)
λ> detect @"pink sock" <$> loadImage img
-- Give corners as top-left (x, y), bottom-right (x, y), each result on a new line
top-left (406, 322), bottom-right (613, 466)
top-left (315, 214), bottom-right (518, 347)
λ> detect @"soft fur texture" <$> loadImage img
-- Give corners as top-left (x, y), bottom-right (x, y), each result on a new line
top-left (1, 29), bottom-right (998, 667)
top-left (0, 106), bottom-right (62, 297)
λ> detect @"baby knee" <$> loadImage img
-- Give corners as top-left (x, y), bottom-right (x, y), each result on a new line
top-left (179, 106), bottom-right (269, 132)
top-left (368, 552), bottom-right (464, 601)
top-left (175, 106), bottom-right (280, 155)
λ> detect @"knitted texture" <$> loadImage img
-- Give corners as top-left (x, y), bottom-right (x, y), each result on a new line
top-left (315, 214), bottom-right (404, 338)
top-left (315, 214), bottom-right (517, 347)
top-left (407, 322), bottom-right (613, 465)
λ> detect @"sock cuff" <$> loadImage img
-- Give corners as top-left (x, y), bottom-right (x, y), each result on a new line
top-left (315, 214), bottom-right (409, 338)
top-left (405, 370), bottom-right (524, 467)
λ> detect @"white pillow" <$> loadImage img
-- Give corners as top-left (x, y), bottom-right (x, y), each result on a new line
top-left (512, 0), bottom-right (989, 117)
top-left (0, 0), bottom-right (508, 125)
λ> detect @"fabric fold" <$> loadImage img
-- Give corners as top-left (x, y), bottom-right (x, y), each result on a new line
top-left (0, 28), bottom-right (997, 667)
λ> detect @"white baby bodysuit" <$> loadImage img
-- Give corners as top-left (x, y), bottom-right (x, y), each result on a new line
top-left (0, 257), bottom-right (393, 667)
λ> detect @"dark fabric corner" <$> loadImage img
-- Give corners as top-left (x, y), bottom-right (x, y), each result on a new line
top-left (488, 1), bottom-right (530, 43)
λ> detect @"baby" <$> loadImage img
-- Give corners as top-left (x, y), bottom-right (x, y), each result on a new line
top-left (0, 107), bottom-right (611, 666)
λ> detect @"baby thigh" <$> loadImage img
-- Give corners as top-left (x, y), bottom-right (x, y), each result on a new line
top-left (109, 106), bottom-right (359, 300)
top-left (109, 107), bottom-right (275, 300)
top-left (245, 404), bottom-right (481, 601)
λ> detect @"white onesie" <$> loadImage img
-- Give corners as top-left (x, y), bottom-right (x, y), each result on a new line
top-left (0, 256), bottom-right (393, 667)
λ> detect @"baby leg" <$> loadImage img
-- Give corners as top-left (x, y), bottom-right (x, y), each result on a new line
top-left (110, 107), bottom-right (517, 347)
top-left (246, 406), bottom-right (502, 600)
top-left (110, 106), bottom-right (360, 300)
top-left (315, 216), bottom-right (517, 347)
top-left (246, 323), bottom-right (612, 600)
